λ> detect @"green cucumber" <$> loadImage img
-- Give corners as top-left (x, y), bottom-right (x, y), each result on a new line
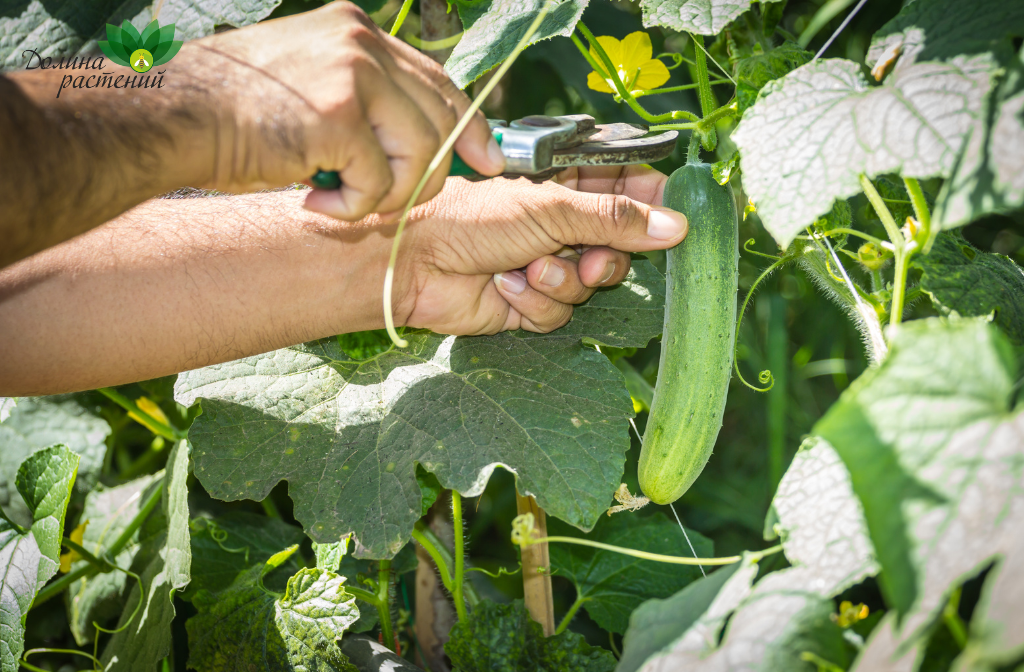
top-left (638, 161), bottom-right (738, 505)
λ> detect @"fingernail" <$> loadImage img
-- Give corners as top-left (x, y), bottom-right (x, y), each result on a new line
top-left (486, 136), bottom-right (506, 172)
top-left (538, 261), bottom-right (565, 287)
top-left (598, 262), bottom-right (616, 284)
top-left (647, 208), bottom-right (688, 241)
top-left (494, 270), bottom-right (526, 294)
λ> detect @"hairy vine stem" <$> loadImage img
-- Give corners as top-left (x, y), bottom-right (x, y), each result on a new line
top-left (383, 3), bottom-right (554, 347)
top-left (451, 491), bottom-right (468, 623)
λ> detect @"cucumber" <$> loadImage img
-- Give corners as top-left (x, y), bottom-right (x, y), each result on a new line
top-left (638, 162), bottom-right (738, 505)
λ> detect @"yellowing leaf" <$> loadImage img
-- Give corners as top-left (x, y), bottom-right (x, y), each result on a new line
top-left (587, 32), bottom-right (670, 94)
top-left (59, 520), bottom-right (89, 573)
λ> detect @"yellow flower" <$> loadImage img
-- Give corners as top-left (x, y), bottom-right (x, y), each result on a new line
top-left (587, 32), bottom-right (670, 94)
top-left (59, 520), bottom-right (88, 573)
top-left (832, 601), bottom-right (870, 628)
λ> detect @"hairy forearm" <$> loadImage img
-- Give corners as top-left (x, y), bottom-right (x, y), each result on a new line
top-left (0, 47), bottom-right (226, 267)
top-left (0, 190), bottom-right (396, 395)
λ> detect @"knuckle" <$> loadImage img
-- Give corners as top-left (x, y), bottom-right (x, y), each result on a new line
top-left (597, 193), bottom-right (639, 238)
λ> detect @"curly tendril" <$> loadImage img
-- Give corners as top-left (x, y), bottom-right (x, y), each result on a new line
top-left (655, 52), bottom-right (686, 69)
top-left (734, 249), bottom-right (789, 393)
top-left (743, 238), bottom-right (782, 261)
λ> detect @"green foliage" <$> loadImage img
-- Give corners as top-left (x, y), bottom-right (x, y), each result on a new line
top-left (187, 562), bottom-right (360, 672)
top-left (445, 599), bottom-right (617, 672)
top-left (67, 474), bottom-right (161, 644)
top-left (99, 440), bottom-right (191, 671)
top-left (0, 396), bottom-right (108, 527)
top-left (0, 0), bottom-right (283, 69)
top-left (548, 513), bottom-right (712, 634)
top-left (914, 232), bottom-right (1024, 347)
top-left (816, 318), bottom-right (1024, 665)
top-left (446, 0), bottom-right (589, 89)
top-left (639, 0), bottom-right (781, 36)
top-left (175, 264), bottom-right (664, 559)
top-left (734, 57), bottom-right (998, 247)
top-left (735, 41), bottom-right (813, 113)
top-left (0, 445), bottom-right (79, 672)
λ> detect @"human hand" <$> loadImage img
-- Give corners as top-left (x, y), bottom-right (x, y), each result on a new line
top-left (390, 165), bottom-right (687, 335)
top-left (193, 2), bottom-right (503, 219)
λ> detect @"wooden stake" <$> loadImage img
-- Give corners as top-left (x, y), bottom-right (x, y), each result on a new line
top-left (515, 493), bottom-right (555, 636)
top-left (415, 497), bottom-right (455, 671)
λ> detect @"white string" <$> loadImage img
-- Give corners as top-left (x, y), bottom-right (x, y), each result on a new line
top-left (669, 502), bottom-right (706, 577)
top-left (812, 0), bottom-right (870, 61)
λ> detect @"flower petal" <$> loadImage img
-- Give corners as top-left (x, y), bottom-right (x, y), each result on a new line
top-left (635, 58), bottom-right (671, 91)
top-left (587, 70), bottom-right (615, 93)
top-left (589, 35), bottom-right (623, 74)
top-left (619, 31), bottom-right (654, 71)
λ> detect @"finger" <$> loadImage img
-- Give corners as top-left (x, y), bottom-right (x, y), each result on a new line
top-left (303, 117), bottom-right (392, 220)
top-left (492, 271), bottom-right (574, 333)
top-left (360, 73), bottom-right (444, 213)
top-left (546, 188), bottom-right (689, 252)
top-left (409, 56), bottom-right (504, 176)
top-left (524, 254), bottom-right (595, 305)
top-left (557, 164), bottom-right (670, 207)
top-left (578, 247), bottom-right (632, 287)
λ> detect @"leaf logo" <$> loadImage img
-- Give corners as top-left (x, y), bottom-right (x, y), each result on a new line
top-left (98, 20), bottom-right (182, 73)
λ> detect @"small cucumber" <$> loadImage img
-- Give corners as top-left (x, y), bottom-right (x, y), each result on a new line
top-left (638, 162), bottom-right (738, 505)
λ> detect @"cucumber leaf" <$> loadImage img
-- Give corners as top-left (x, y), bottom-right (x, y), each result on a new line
top-left (99, 440), bottom-right (191, 671)
top-left (0, 0), bottom-right (283, 69)
top-left (815, 318), bottom-right (1024, 666)
top-left (0, 445), bottom-right (79, 672)
top-left (936, 46), bottom-right (1024, 229)
top-left (639, 0), bottom-right (782, 36)
top-left (0, 396), bottom-right (108, 528)
top-left (445, 599), bottom-right (616, 672)
top-left (67, 474), bottom-right (161, 645)
top-left (445, 0), bottom-right (589, 89)
top-left (548, 513), bottom-right (712, 634)
top-left (735, 41), bottom-right (813, 113)
top-left (187, 563), bottom-right (360, 672)
top-left (867, 0), bottom-right (1024, 72)
top-left (185, 511), bottom-right (306, 599)
top-left (733, 57), bottom-right (998, 248)
top-left (176, 263), bottom-right (663, 559)
top-left (913, 232), bottom-right (1024, 347)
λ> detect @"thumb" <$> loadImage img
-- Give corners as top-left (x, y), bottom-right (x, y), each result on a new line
top-left (557, 191), bottom-right (688, 252)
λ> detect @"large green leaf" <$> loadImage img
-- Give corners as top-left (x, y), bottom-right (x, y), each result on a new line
top-left (635, 437), bottom-right (874, 671)
top-left (866, 0), bottom-right (1024, 71)
top-left (176, 264), bottom-right (663, 559)
top-left (0, 445), bottom-right (79, 672)
top-left (445, 0), bottom-right (589, 89)
top-left (1, 0), bottom-right (283, 70)
top-left (936, 46), bottom-right (1024, 229)
top-left (0, 396), bottom-right (108, 528)
top-left (187, 560), bottom-right (360, 672)
top-left (548, 513), bottom-right (712, 634)
top-left (99, 440), bottom-right (191, 671)
top-left (186, 511), bottom-right (306, 600)
top-left (639, 0), bottom-right (779, 36)
top-left (733, 57), bottom-right (997, 248)
top-left (445, 599), bottom-right (616, 672)
top-left (815, 318), bottom-right (1024, 667)
top-left (66, 474), bottom-right (161, 645)
top-left (912, 232), bottom-right (1024, 347)
top-left (617, 563), bottom-right (743, 672)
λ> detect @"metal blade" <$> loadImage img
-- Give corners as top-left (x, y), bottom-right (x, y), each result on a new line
top-left (551, 130), bottom-right (679, 169)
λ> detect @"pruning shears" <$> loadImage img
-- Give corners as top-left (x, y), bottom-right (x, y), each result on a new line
top-left (309, 114), bottom-right (679, 189)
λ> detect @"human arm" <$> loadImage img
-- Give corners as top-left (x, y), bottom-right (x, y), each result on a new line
top-left (0, 167), bottom-right (685, 395)
top-left (0, 1), bottom-right (502, 267)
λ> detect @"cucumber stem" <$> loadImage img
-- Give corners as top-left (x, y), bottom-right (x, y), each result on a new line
top-left (451, 491), bottom-right (468, 623)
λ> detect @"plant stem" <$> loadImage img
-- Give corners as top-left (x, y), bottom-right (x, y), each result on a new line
top-left (97, 388), bottom-right (183, 441)
top-left (345, 585), bottom-right (378, 604)
top-left (686, 131), bottom-right (701, 165)
top-left (555, 595), bottom-right (588, 635)
top-left (411, 523), bottom-right (454, 592)
top-left (690, 34), bottom-right (717, 150)
top-left (858, 175), bottom-right (904, 252)
top-left (523, 536), bottom-right (783, 566)
top-left (389, 0), bottom-right (414, 37)
top-left (33, 477), bottom-right (164, 608)
top-left (943, 587), bottom-right (968, 649)
top-left (826, 228), bottom-right (888, 248)
top-left (451, 491), bottom-right (468, 622)
top-left (903, 177), bottom-right (936, 252)
top-left (61, 538), bottom-right (114, 573)
top-left (632, 81), bottom-right (731, 97)
top-left (377, 559), bottom-right (396, 651)
top-left (860, 174), bottom-right (914, 328)
top-left (890, 251), bottom-right (909, 325)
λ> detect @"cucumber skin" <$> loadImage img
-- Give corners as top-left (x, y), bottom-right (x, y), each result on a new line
top-left (638, 163), bottom-right (738, 505)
